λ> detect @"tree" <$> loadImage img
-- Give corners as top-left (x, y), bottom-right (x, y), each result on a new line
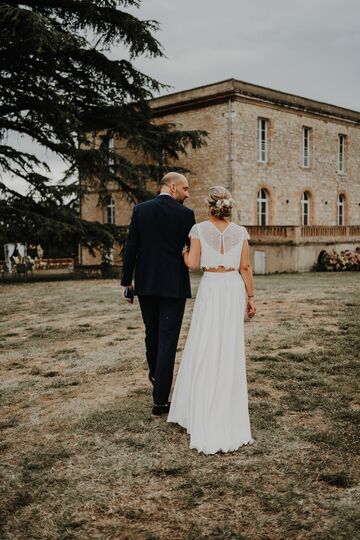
top-left (0, 1), bottom-right (206, 252)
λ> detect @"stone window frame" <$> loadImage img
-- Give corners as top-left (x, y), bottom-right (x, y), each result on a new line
top-left (256, 186), bottom-right (273, 225)
top-left (104, 194), bottom-right (116, 225)
top-left (104, 134), bottom-right (115, 174)
top-left (337, 192), bottom-right (347, 226)
top-left (299, 188), bottom-right (315, 226)
top-left (338, 134), bottom-right (347, 175)
top-left (301, 126), bottom-right (312, 168)
top-left (257, 117), bottom-right (269, 163)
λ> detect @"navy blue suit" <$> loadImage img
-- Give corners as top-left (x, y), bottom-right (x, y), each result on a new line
top-left (121, 194), bottom-right (196, 405)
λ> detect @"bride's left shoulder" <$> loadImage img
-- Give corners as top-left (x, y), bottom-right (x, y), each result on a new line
top-left (234, 224), bottom-right (250, 239)
top-left (233, 223), bottom-right (246, 232)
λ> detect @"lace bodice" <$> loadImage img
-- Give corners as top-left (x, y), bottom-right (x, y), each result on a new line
top-left (189, 221), bottom-right (250, 270)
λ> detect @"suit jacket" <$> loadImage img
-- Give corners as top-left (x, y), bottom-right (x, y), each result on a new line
top-left (121, 195), bottom-right (196, 298)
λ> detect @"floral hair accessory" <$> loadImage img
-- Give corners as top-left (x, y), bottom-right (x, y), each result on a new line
top-left (215, 198), bottom-right (233, 208)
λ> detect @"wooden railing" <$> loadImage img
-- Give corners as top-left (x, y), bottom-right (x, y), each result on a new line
top-left (244, 225), bottom-right (360, 241)
top-left (0, 258), bottom-right (74, 272)
top-left (245, 225), bottom-right (294, 238)
top-left (301, 225), bottom-right (348, 237)
top-left (349, 225), bottom-right (360, 236)
top-left (39, 258), bottom-right (74, 269)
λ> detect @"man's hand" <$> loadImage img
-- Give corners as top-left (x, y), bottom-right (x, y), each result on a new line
top-left (247, 298), bottom-right (256, 319)
top-left (123, 285), bottom-right (134, 304)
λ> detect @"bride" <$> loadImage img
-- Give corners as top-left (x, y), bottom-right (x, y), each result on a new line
top-left (167, 186), bottom-right (256, 455)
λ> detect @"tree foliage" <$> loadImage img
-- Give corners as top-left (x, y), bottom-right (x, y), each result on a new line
top-left (0, 0), bottom-right (206, 250)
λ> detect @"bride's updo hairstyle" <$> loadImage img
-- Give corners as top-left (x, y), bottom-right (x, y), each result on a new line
top-left (206, 186), bottom-right (234, 219)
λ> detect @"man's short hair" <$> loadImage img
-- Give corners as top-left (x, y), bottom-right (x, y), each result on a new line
top-left (160, 172), bottom-right (185, 187)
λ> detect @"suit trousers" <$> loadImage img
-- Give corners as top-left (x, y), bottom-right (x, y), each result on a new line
top-left (138, 296), bottom-right (186, 405)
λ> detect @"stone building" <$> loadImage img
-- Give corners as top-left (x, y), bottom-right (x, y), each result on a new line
top-left (80, 79), bottom-right (360, 273)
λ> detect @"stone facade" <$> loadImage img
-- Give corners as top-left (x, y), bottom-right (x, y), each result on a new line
top-left (80, 79), bottom-right (360, 272)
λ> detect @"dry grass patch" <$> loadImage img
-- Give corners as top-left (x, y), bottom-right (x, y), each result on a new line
top-left (0, 274), bottom-right (359, 539)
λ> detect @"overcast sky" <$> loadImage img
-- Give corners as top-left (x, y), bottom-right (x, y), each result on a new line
top-left (7, 0), bottom-right (360, 189)
top-left (131, 0), bottom-right (360, 110)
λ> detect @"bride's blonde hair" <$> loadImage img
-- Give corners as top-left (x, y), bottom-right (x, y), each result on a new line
top-left (206, 186), bottom-right (234, 219)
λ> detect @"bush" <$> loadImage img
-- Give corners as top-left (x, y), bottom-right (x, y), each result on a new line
top-left (314, 248), bottom-right (360, 271)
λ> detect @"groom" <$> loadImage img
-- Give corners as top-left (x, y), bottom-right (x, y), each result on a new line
top-left (121, 172), bottom-right (196, 416)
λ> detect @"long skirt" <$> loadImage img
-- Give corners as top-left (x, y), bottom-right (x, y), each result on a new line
top-left (167, 271), bottom-right (254, 455)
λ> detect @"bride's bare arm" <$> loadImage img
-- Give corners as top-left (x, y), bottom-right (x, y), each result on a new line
top-left (183, 237), bottom-right (201, 271)
top-left (239, 240), bottom-right (254, 295)
top-left (239, 240), bottom-right (256, 318)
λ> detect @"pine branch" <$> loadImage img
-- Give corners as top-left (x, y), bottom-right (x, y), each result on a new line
top-left (0, 0), bottom-right (208, 251)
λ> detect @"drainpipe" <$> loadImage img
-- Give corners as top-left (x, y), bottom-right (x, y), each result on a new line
top-left (227, 98), bottom-right (233, 192)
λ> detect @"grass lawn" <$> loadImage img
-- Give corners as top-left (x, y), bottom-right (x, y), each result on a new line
top-left (0, 273), bottom-right (359, 539)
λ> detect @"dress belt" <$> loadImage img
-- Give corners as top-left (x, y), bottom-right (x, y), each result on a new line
top-left (203, 267), bottom-right (236, 273)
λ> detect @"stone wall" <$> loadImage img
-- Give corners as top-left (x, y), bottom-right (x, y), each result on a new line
top-left (79, 79), bottom-right (360, 271)
top-left (231, 98), bottom-right (360, 226)
top-left (248, 225), bottom-right (360, 273)
top-left (252, 242), bottom-right (360, 274)
top-left (149, 96), bottom-right (360, 227)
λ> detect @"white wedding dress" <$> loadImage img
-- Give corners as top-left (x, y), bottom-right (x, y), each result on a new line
top-left (167, 221), bottom-right (254, 454)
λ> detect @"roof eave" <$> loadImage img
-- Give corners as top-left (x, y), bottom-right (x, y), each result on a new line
top-left (150, 78), bottom-right (360, 125)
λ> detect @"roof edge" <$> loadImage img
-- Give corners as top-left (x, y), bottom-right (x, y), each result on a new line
top-left (149, 78), bottom-right (360, 124)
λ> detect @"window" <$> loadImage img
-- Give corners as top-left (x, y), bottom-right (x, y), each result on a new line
top-left (107, 135), bottom-right (115, 173)
top-left (257, 189), bottom-right (269, 225)
top-left (105, 195), bottom-right (115, 225)
top-left (302, 127), bottom-right (311, 167)
top-left (337, 194), bottom-right (345, 225)
top-left (301, 191), bottom-right (310, 225)
top-left (338, 134), bottom-right (346, 174)
top-left (257, 118), bottom-right (268, 162)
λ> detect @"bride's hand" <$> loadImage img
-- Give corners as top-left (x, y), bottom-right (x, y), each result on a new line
top-left (247, 298), bottom-right (256, 319)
